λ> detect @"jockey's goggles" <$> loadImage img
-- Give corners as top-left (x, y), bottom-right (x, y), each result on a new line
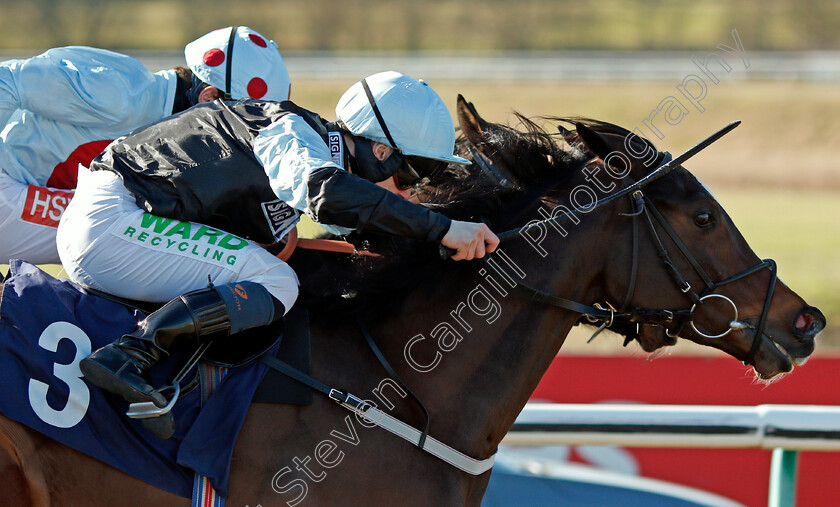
top-left (395, 156), bottom-right (449, 189)
top-left (392, 158), bottom-right (422, 190)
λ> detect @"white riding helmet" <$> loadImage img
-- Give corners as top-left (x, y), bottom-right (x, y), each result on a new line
top-left (335, 71), bottom-right (470, 165)
top-left (185, 26), bottom-right (291, 101)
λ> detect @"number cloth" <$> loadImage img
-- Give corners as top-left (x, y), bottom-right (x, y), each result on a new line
top-left (0, 260), bottom-right (280, 497)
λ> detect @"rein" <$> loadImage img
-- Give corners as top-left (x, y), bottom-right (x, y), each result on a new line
top-left (497, 120), bottom-right (740, 243)
top-left (274, 226), bottom-right (379, 260)
top-left (296, 238), bottom-right (379, 257)
top-left (480, 120), bottom-right (777, 367)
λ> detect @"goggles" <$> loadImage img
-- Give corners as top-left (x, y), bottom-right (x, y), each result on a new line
top-left (393, 156), bottom-right (449, 190)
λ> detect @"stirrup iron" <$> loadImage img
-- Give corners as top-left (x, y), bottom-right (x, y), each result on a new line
top-left (126, 342), bottom-right (211, 419)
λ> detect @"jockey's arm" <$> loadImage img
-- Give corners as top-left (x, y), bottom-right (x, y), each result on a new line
top-left (0, 46), bottom-right (174, 131)
top-left (305, 168), bottom-right (498, 259)
top-left (255, 114), bottom-right (450, 241)
top-left (254, 114), bottom-right (498, 258)
top-left (305, 166), bottom-right (451, 241)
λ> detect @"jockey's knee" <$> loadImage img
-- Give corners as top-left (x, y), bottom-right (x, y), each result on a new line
top-left (258, 261), bottom-right (299, 315)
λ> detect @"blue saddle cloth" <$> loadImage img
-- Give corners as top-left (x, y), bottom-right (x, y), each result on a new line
top-left (0, 260), bottom-right (280, 497)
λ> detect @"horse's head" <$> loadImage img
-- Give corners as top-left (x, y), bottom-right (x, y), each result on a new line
top-left (455, 96), bottom-right (825, 380)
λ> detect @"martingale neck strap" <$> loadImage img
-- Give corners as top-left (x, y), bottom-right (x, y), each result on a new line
top-left (258, 353), bottom-right (495, 475)
top-left (355, 315), bottom-right (431, 448)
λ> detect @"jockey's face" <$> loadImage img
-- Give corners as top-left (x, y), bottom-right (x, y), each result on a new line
top-left (374, 172), bottom-right (412, 200)
top-left (198, 86), bottom-right (224, 103)
top-left (343, 135), bottom-right (413, 200)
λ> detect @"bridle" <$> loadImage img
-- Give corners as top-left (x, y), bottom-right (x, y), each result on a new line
top-left (478, 121), bottom-right (778, 367)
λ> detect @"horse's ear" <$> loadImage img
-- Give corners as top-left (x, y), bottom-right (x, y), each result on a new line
top-left (557, 124), bottom-right (575, 144)
top-left (457, 94), bottom-right (487, 145)
top-left (575, 123), bottom-right (612, 160)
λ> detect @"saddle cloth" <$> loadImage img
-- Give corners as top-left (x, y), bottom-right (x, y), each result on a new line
top-left (0, 260), bottom-right (282, 497)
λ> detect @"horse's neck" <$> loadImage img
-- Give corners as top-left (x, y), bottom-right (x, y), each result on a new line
top-left (303, 201), bottom-right (616, 463)
top-left (358, 245), bottom-right (602, 458)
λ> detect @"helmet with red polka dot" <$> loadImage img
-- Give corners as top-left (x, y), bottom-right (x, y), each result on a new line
top-left (185, 26), bottom-right (291, 101)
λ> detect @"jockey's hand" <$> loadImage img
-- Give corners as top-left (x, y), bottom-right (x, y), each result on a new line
top-left (441, 221), bottom-right (500, 261)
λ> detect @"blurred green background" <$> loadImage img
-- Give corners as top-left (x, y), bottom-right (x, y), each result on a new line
top-left (2, 0), bottom-right (840, 50)
top-left (1, 0), bottom-right (837, 352)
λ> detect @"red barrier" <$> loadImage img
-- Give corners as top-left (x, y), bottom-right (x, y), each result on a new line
top-left (531, 354), bottom-right (840, 507)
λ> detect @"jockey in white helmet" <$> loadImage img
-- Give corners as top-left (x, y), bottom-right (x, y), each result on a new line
top-left (60, 71), bottom-right (497, 437)
top-left (334, 70), bottom-right (469, 189)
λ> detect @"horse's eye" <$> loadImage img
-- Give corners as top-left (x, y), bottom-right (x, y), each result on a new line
top-left (694, 212), bottom-right (713, 228)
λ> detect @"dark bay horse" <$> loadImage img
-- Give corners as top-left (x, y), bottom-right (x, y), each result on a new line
top-left (0, 97), bottom-right (824, 506)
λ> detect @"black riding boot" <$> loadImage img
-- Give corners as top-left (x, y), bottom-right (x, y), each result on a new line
top-left (80, 286), bottom-right (230, 407)
top-left (79, 282), bottom-right (286, 438)
top-left (79, 282), bottom-right (286, 428)
top-left (80, 282), bottom-right (285, 409)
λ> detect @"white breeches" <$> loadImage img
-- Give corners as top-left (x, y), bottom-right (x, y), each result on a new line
top-left (0, 170), bottom-right (71, 265)
top-left (56, 166), bottom-right (299, 311)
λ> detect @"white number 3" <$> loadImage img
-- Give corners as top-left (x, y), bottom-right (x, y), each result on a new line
top-left (28, 322), bottom-right (92, 428)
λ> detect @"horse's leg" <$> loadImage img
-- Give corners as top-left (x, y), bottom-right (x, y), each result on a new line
top-left (0, 416), bottom-right (50, 506)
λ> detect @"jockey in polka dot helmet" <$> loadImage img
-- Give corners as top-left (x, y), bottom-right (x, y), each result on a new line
top-left (185, 26), bottom-right (291, 103)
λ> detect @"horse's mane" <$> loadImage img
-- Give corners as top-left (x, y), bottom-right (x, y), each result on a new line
top-left (419, 113), bottom-right (599, 226)
top-left (293, 115), bottom-right (627, 322)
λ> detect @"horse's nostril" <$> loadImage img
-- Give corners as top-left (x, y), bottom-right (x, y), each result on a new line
top-left (795, 313), bottom-right (814, 331)
top-left (795, 307), bottom-right (826, 337)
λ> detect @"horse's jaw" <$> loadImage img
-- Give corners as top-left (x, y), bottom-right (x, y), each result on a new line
top-left (755, 338), bottom-right (794, 379)
top-left (634, 324), bottom-right (677, 352)
top-left (631, 322), bottom-right (815, 380)
top-left (749, 329), bottom-right (807, 380)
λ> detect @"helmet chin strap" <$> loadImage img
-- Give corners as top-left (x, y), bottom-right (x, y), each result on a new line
top-left (348, 78), bottom-right (407, 184)
top-left (348, 136), bottom-right (403, 183)
top-left (188, 26), bottom-right (239, 107)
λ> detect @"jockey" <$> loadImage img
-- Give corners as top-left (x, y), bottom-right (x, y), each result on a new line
top-left (58, 71), bottom-right (498, 423)
top-left (0, 26), bottom-right (290, 264)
